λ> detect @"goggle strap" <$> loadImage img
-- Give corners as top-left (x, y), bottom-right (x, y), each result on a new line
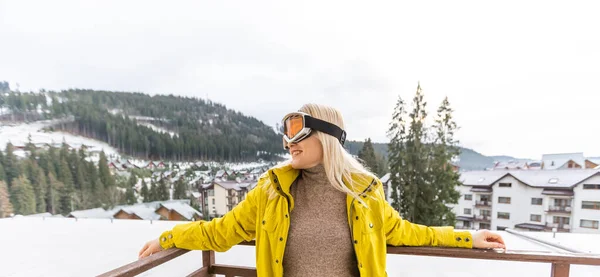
top-left (304, 116), bottom-right (347, 146)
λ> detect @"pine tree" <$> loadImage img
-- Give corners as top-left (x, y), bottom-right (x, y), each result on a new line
top-left (0, 180), bottom-right (14, 217)
top-left (387, 94), bottom-right (408, 212)
top-left (0, 163), bottom-right (5, 181)
top-left (10, 176), bottom-right (36, 215)
top-left (358, 138), bottom-right (379, 175)
top-left (58, 158), bottom-right (74, 213)
top-left (25, 134), bottom-right (36, 160)
top-left (173, 178), bottom-right (187, 200)
top-left (47, 172), bottom-right (62, 214)
top-left (27, 163), bottom-right (48, 213)
top-left (157, 179), bottom-right (169, 201)
top-left (93, 178), bottom-right (105, 208)
top-left (125, 187), bottom-right (136, 205)
top-left (402, 83), bottom-right (432, 224)
top-left (149, 181), bottom-right (157, 202)
top-left (4, 142), bottom-right (21, 188)
top-left (98, 151), bottom-right (115, 187)
top-left (429, 97), bottom-right (461, 226)
top-left (140, 179), bottom-right (149, 202)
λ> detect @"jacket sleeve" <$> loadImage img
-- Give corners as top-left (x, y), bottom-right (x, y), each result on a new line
top-left (158, 183), bottom-right (261, 252)
top-left (380, 187), bottom-right (472, 248)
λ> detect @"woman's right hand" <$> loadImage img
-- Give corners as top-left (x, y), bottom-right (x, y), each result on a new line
top-left (138, 238), bottom-right (164, 259)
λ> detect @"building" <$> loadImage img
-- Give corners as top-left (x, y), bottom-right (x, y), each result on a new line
top-left (454, 169), bottom-right (600, 233)
top-left (200, 180), bottom-right (255, 218)
top-left (541, 153), bottom-right (586, 170)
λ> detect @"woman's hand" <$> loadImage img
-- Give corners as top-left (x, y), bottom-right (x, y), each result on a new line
top-left (138, 238), bottom-right (164, 259)
top-left (472, 230), bottom-right (506, 250)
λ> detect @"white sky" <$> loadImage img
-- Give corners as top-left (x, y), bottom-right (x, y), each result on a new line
top-left (1, 0), bottom-right (599, 159)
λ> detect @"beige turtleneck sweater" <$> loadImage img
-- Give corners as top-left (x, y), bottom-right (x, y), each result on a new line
top-left (282, 164), bottom-right (360, 277)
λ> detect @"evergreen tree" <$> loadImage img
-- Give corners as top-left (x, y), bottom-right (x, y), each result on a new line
top-left (402, 83), bottom-right (431, 224)
top-left (10, 176), bottom-right (36, 215)
top-left (93, 178), bottom-right (105, 208)
top-left (0, 163), bottom-right (5, 181)
top-left (35, 166), bottom-right (48, 213)
top-left (140, 179), bottom-right (149, 202)
top-left (149, 181), bottom-right (157, 202)
top-left (429, 97), bottom-right (461, 226)
top-left (388, 84), bottom-right (463, 226)
top-left (125, 187), bottom-right (136, 205)
top-left (4, 142), bottom-right (20, 188)
top-left (358, 138), bottom-right (379, 175)
top-left (98, 151), bottom-right (114, 187)
top-left (58, 158), bottom-right (74, 213)
top-left (47, 172), bottom-right (62, 214)
top-left (157, 179), bottom-right (169, 201)
top-left (387, 94), bottom-right (408, 212)
top-left (173, 178), bottom-right (187, 200)
top-left (0, 180), bottom-right (14, 217)
top-left (25, 134), bottom-right (36, 160)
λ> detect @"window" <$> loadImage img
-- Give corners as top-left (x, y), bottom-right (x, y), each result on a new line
top-left (497, 226), bottom-right (507, 231)
top-left (582, 201), bottom-right (600, 210)
top-left (530, 214), bottom-right (541, 222)
top-left (212, 198), bottom-right (215, 205)
top-left (498, 197), bottom-right (511, 204)
top-left (481, 210), bottom-right (491, 217)
top-left (464, 194), bottom-right (472, 201)
top-left (464, 208), bottom-right (471, 215)
top-left (583, 184), bottom-right (600, 190)
top-left (207, 189), bottom-right (215, 196)
top-left (480, 223), bottom-right (491, 230)
top-left (499, 183), bottom-right (512, 187)
top-left (553, 216), bottom-right (570, 225)
top-left (580, 219), bottom-right (599, 229)
top-left (498, 212), bottom-right (510, 219)
top-left (531, 198), bottom-right (543, 205)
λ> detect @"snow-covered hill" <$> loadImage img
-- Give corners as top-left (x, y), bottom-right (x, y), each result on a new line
top-left (0, 120), bottom-right (120, 158)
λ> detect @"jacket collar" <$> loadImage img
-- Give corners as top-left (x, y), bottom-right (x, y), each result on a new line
top-left (267, 163), bottom-right (380, 197)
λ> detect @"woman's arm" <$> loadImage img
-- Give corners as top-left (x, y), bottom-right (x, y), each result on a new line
top-left (380, 187), bottom-right (473, 248)
top-left (158, 184), bottom-right (261, 252)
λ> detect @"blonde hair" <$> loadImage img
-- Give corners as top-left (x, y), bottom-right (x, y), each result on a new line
top-left (267, 103), bottom-right (375, 202)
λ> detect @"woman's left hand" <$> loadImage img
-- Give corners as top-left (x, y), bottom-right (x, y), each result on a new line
top-left (472, 229), bottom-right (506, 250)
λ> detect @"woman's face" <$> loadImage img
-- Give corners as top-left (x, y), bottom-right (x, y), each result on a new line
top-left (288, 133), bottom-right (323, 169)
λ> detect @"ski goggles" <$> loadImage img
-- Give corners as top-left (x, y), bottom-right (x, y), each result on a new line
top-left (281, 111), bottom-right (347, 149)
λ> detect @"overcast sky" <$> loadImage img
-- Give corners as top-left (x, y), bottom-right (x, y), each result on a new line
top-left (1, 0), bottom-right (599, 159)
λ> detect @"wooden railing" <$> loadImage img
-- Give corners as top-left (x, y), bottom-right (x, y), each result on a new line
top-left (99, 240), bottom-right (600, 277)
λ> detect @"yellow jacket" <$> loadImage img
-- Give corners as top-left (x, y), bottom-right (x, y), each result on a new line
top-left (159, 164), bottom-right (473, 276)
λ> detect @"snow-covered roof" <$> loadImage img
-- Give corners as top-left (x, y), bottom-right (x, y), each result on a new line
top-left (250, 168), bottom-right (262, 174)
top-left (117, 206), bottom-right (161, 220)
top-left (460, 169), bottom-right (600, 188)
top-left (26, 212), bottom-right (53, 217)
top-left (68, 208), bottom-right (113, 219)
top-left (214, 181), bottom-right (243, 191)
top-left (541, 153), bottom-right (585, 170)
top-left (158, 202), bottom-right (202, 220)
top-left (493, 160), bottom-right (529, 170)
top-left (191, 191), bottom-right (201, 198)
top-left (215, 170), bottom-right (226, 177)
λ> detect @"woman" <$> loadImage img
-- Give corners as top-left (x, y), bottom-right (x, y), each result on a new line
top-left (139, 103), bottom-right (506, 276)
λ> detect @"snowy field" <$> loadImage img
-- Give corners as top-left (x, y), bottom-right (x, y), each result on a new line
top-left (1, 217), bottom-right (599, 277)
top-left (0, 120), bottom-right (120, 157)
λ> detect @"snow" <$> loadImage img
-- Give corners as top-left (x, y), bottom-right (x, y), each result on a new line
top-left (137, 122), bottom-right (177, 138)
top-left (1, 217), bottom-right (599, 277)
top-left (225, 162), bottom-right (270, 171)
top-left (0, 120), bottom-right (120, 157)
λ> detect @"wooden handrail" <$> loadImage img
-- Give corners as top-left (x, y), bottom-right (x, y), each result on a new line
top-left (100, 241), bottom-right (600, 277)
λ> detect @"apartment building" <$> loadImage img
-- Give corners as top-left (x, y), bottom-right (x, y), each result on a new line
top-left (199, 180), bottom-right (255, 218)
top-left (454, 169), bottom-right (600, 233)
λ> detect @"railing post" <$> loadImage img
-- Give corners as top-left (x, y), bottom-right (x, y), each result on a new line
top-left (203, 250), bottom-right (216, 277)
top-left (551, 263), bottom-right (570, 277)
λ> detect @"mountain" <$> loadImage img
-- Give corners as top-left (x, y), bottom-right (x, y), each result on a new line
top-left (344, 140), bottom-right (526, 171)
top-left (1, 89), bottom-right (285, 162)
